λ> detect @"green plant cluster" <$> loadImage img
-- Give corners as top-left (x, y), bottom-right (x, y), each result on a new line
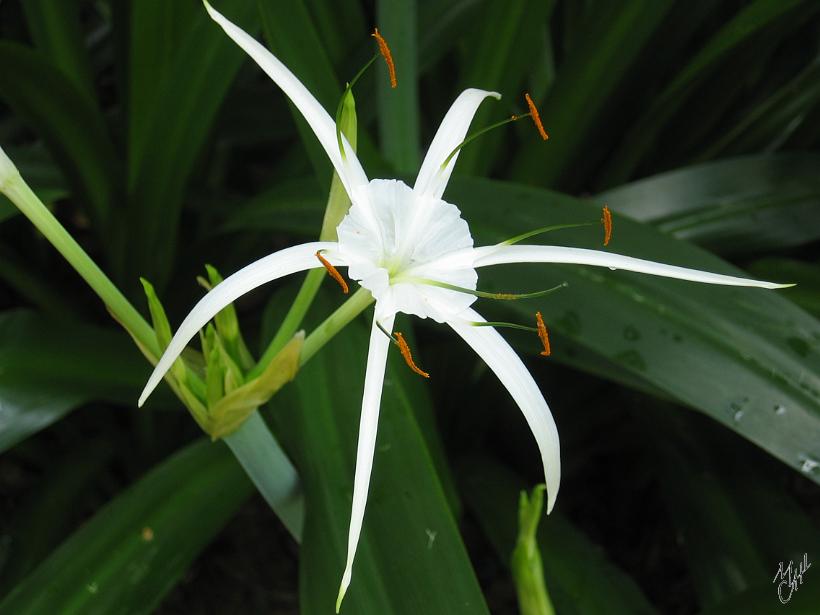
top-left (0, 1), bottom-right (818, 613)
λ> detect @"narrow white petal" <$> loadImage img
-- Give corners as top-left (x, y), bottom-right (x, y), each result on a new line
top-left (203, 1), bottom-right (368, 199)
top-left (337, 312), bottom-right (395, 612)
top-left (471, 245), bottom-right (791, 289)
top-left (447, 308), bottom-right (560, 513)
top-left (138, 241), bottom-right (339, 406)
top-left (413, 88), bottom-right (500, 201)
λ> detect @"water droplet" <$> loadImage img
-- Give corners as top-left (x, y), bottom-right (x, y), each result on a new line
top-left (558, 310), bottom-right (582, 335)
top-left (798, 454), bottom-right (820, 474)
top-left (728, 397), bottom-right (750, 420)
top-left (613, 350), bottom-right (647, 371)
top-left (608, 266), bottom-right (617, 271)
top-left (623, 325), bottom-right (641, 341)
top-left (774, 404), bottom-right (787, 415)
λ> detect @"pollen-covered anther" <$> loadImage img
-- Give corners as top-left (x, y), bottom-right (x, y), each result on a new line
top-left (371, 28), bottom-right (397, 88)
top-left (535, 311), bottom-right (551, 357)
top-left (601, 205), bottom-right (613, 247)
top-left (524, 92), bottom-right (549, 141)
top-left (394, 332), bottom-right (430, 378)
top-left (316, 251), bottom-right (349, 294)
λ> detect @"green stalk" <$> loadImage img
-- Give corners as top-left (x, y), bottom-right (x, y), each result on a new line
top-left (0, 164), bottom-right (157, 355)
top-left (252, 90), bottom-right (358, 377)
top-left (511, 485), bottom-right (555, 615)
top-left (300, 287), bottom-right (374, 366)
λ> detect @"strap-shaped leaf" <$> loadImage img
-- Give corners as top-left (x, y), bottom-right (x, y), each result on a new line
top-left (600, 154), bottom-right (820, 255)
top-left (0, 42), bottom-right (118, 233)
top-left (272, 319), bottom-right (489, 614)
top-left (447, 176), bottom-right (820, 485)
top-left (0, 440), bottom-right (254, 614)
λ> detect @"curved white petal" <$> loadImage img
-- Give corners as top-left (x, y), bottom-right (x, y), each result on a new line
top-left (337, 312), bottom-right (395, 612)
top-left (203, 1), bottom-right (369, 201)
top-left (447, 308), bottom-right (560, 513)
top-left (138, 241), bottom-right (339, 406)
top-left (413, 88), bottom-right (501, 201)
top-left (471, 245), bottom-right (790, 289)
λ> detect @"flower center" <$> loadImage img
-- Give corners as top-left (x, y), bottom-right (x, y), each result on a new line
top-left (336, 179), bottom-right (478, 321)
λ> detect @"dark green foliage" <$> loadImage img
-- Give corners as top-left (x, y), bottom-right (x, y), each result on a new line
top-left (1, 1), bottom-right (818, 612)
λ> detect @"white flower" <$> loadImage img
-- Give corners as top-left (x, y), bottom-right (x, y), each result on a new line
top-left (140, 2), bottom-right (788, 609)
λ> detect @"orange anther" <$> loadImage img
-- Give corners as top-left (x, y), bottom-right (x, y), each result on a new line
top-left (535, 311), bottom-right (551, 357)
top-left (371, 28), bottom-right (397, 88)
top-left (316, 251), bottom-right (349, 294)
top-left (601, 205), bottom-right (612, 247)
top-left (524, 92), bottom-right (549, 140)
top-left (394, 332), bottom-right (429, 378)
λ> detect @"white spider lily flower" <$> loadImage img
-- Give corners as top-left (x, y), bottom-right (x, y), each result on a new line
top-left (140, 2), bottom-right (789, 609)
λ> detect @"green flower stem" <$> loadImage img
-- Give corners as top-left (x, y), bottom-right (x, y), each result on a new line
top-left (511, 485), bottom-right (555, 615)
top-left (253, 90), bottom-right (358, 376)
top-left (1, 171), bottom-right (158, 356)
top-left (300, 287), bottom-right (374, 366)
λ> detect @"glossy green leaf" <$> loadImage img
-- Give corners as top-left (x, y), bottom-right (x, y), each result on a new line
top-left (272, 319), bottom-right (489, 614)
top-left (461, 457), bottom-right (658, 615)
top-left (748, 258), bottom-right (820, 319)
top-left (446, 176), bottom-right (820, 485)
top-left (376, 0), bottom-right (420, 174)
top-left (454, 0), bottom-right (554, 177)
top-left (126, 0), bottom-right (257, 285)
top-left (510, 0), bottom-right (674, 187)
top-left (257, 0), bottom-right (339, 190)
top-left (223, 412), bottom-right (304, 538)
top-left (646, 411), bottom-right (769, 606)
top-left (305, 0), bottom-right (367, 65)
top-left (0, 310), bottom-right (152, 453)
top-left (697, 59), bottom-right (820, 160)
top-left (21, 0), bottom-right (95, 97)
top-left (599, 154), bottom-right (820, 256)
top-left (600, 0), bottom-right (817, 186)
top-left (0, 42), bottom-right (118, 232)
top-left (0, 439), bottom-right (253, 615)
top-left (215, 176), bottom-right (325, 237)
top-left (127, 0), bottom-right (198, 165)
top-left (0, 440), bottom-right (113, 593)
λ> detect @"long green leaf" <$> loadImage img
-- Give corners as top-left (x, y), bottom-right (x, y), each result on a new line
top-left (0, 310), bottom-right (153, 453)
top-left (0, 42), bottom-right (118, 232)
top-left (273, 319), bottom-right (489, 614)
top-left (376, 0), bottom-right (420, 173)
top-left (0, 439), bottom-right (253, 615)
top-left (21, 0), bottom-right (95, 97)
top-left (696, 59), bottom-right (820, 160)
top-left (127, 0), bottom-right (198, 166)
top-left (510, 0), bottom-right (674, 187)
top-left (257, 0), bottom-right (338, 190)
top-left (461, 457), bottom-right (658, 615)
top-left (223, 411), bottom-right (304, 538)
top-left (126, 0), bottom-right (257, 286)
top-left (600, 0), bottom-right (816, 186)
top-left (454, 0), bottom-right (554, 177)
top-left (446, 176), bottom-right (820, 485)
top-left (748, 258), bottom-right (820, 319)
top-left (599, 154), bottom-right (820, 256)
